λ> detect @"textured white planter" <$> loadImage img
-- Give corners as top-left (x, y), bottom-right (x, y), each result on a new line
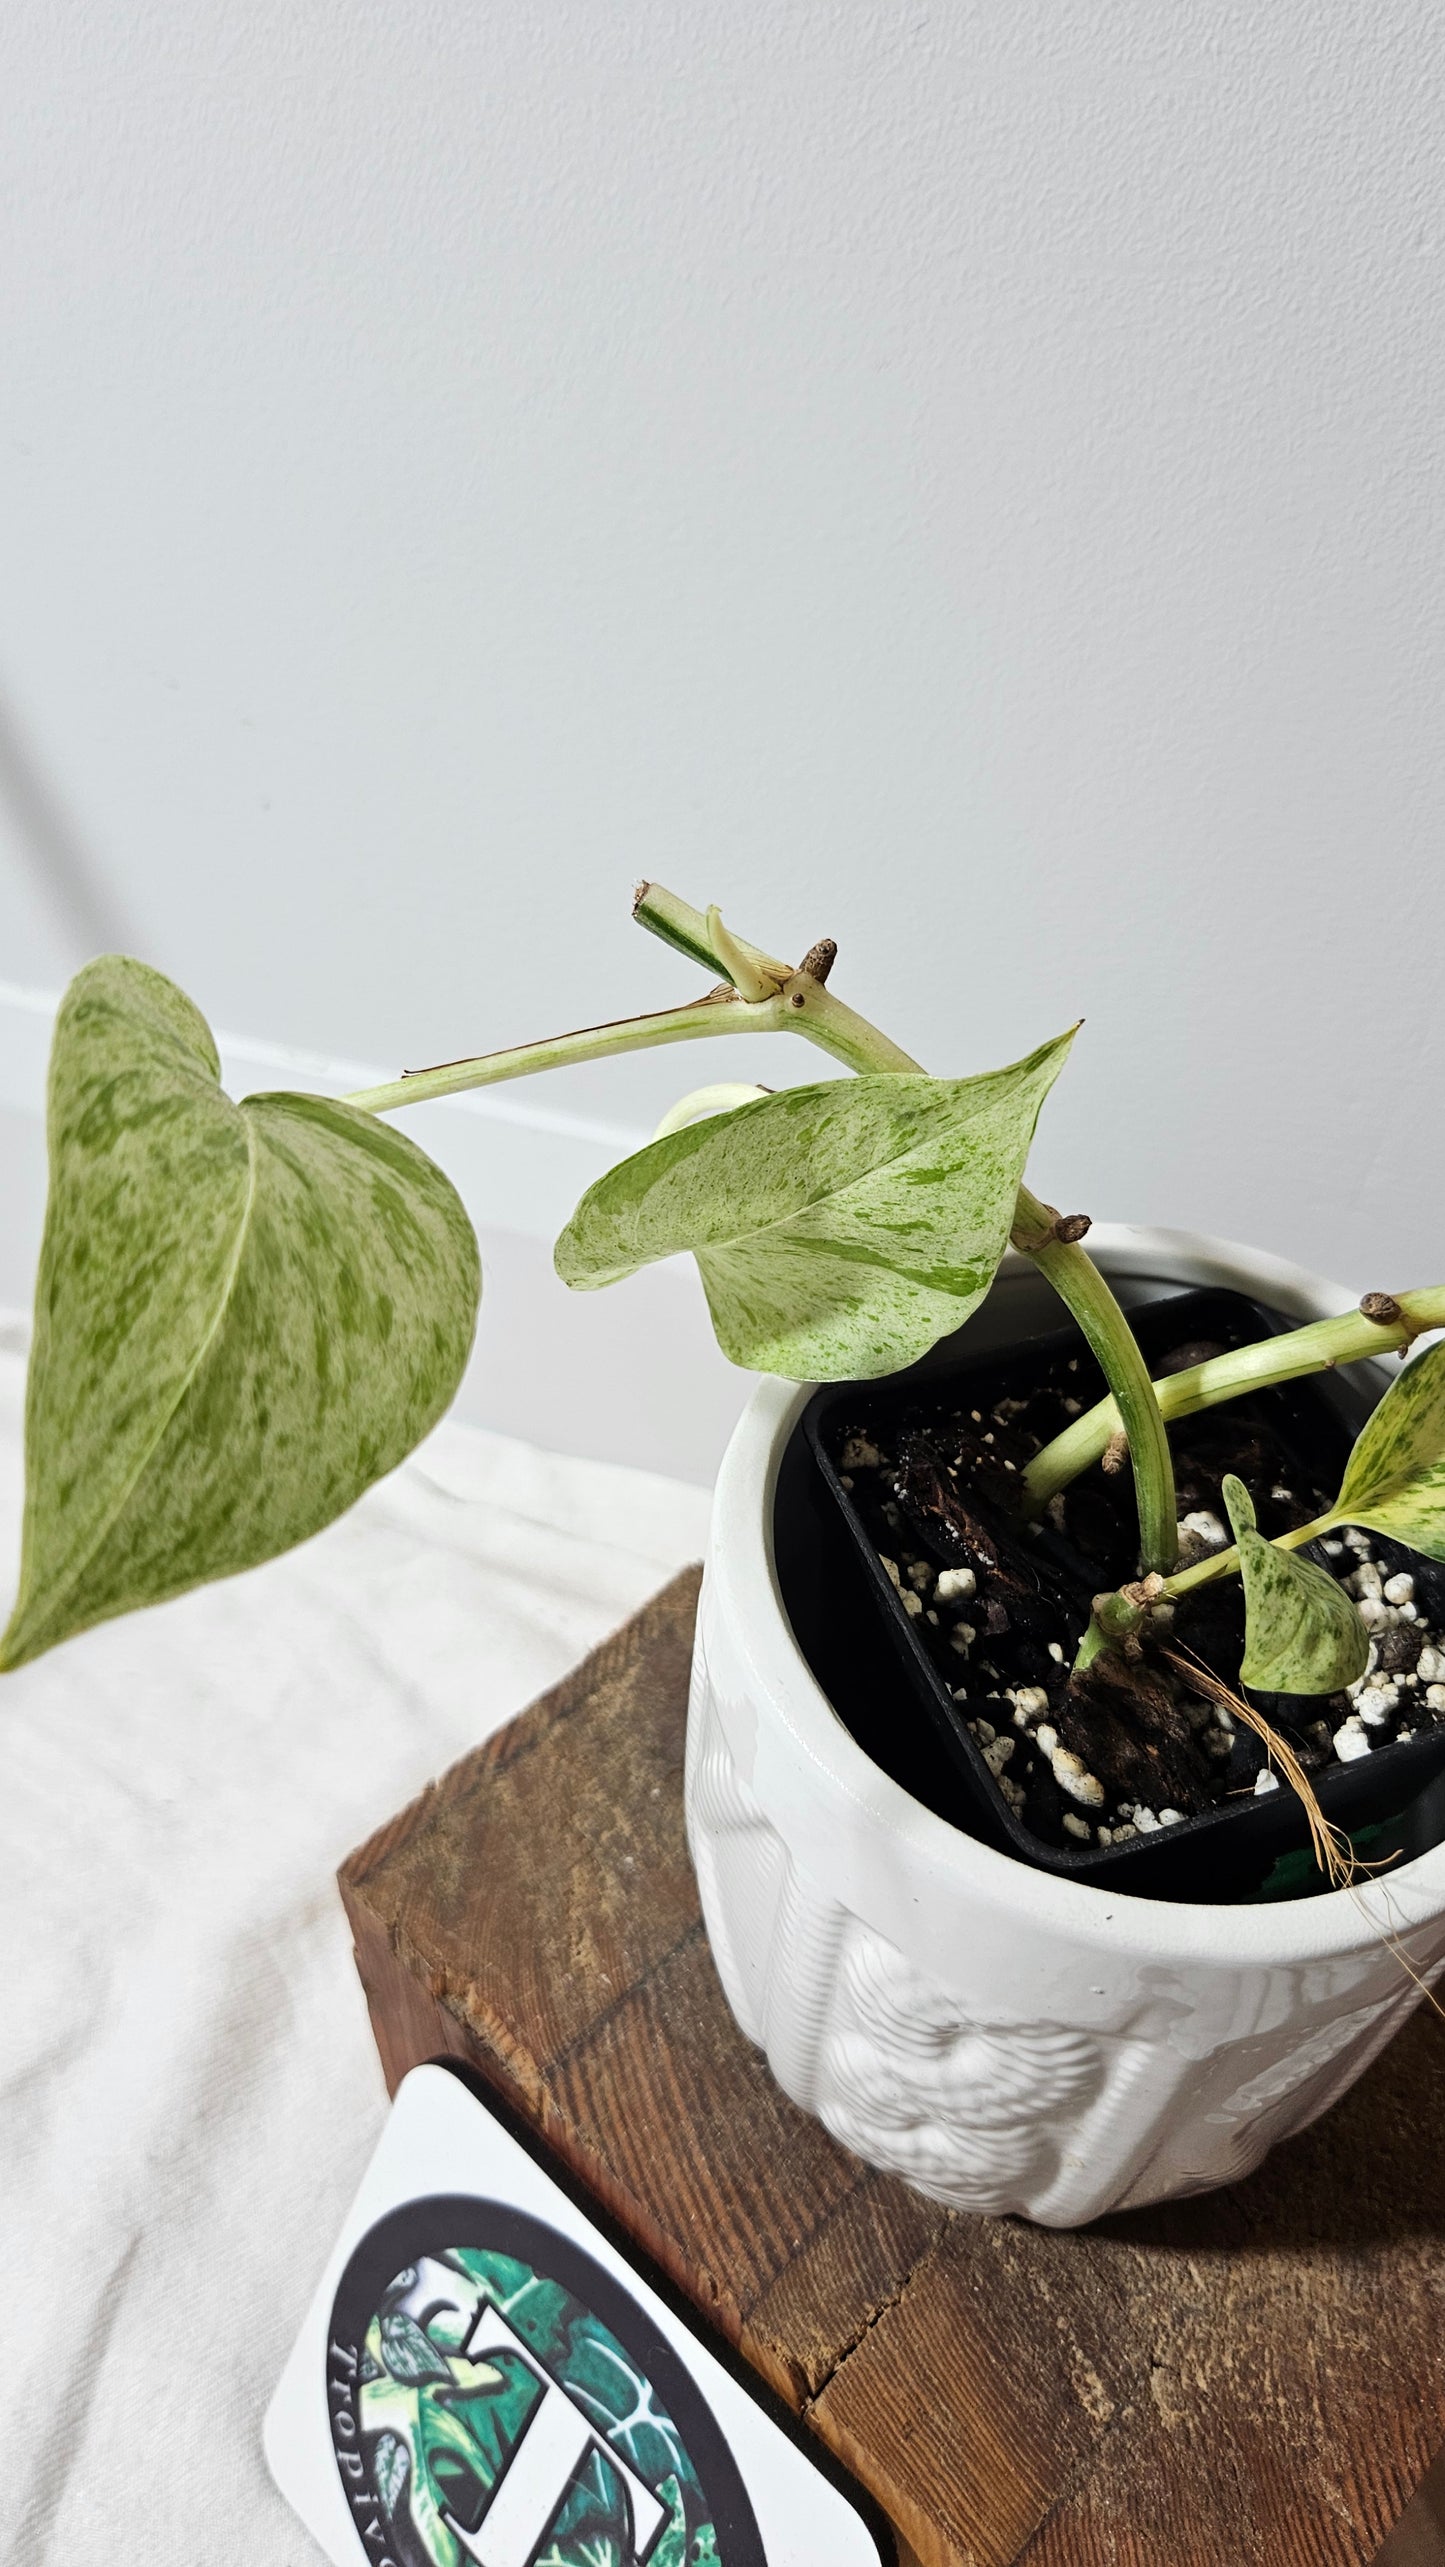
top-left (686, 1227), bottom-right (1445, 2227)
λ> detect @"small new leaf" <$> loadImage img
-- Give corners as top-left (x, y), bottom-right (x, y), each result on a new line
top-left (1333, 1339), bottom-right (1445, 1561)
top-left (1222, 1474), bottom-right (1368, 1696)
top-left (555, 1032), bottom-right (1076, 1380)
top-left (1, 957), bottom-right (481, 1669)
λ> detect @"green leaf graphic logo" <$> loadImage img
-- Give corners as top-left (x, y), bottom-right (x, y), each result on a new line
top-left (328, 2200), bottom-right (765, 2567)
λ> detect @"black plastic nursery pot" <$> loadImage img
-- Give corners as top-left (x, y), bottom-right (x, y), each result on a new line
top-left (773, 1286), bottom-right (1445, 1905)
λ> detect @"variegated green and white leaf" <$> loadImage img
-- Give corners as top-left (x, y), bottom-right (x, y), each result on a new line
top-left (379, 2310), bottom-right (453, 2385)
top-left (1223, 1474), bottom-right (1368, 1696)
top-left (1332, 1339), bottom-right (1445, 1561)
top-left (1, 956), bottom-right (480, 1670)
top-left (373, 2432), bottom-right (411, 2517)
top-left (554, 1034), bottom-right (1076, 1380)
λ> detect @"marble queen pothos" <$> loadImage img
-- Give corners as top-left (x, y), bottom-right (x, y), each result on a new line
top-left (5, 881), bottom-right (1445, 1873)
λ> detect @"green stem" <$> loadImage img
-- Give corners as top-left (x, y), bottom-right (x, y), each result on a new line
top-left (1073, 1588), bottom-right (1147, 1676)
top-left (1011, 1189), bottom-right (1179, 1575)
top-left (1019, 1290), bottom-right (1445, 1515)
top-left (1159, 1506), bottom-right (1340, 1602)
top-left (342, 993), bottom-right (787, 1114)
top-left (631, 880), bottom-right (788, 986)
top-left (632, 882), bottom-right (923, 1074)
top-left (1076, 1501), bottom-right (1342, 1670)
top-left (345, 885), bottom-right (920, 1114)
top-left (348, 877), bottom-right (1176, 1564)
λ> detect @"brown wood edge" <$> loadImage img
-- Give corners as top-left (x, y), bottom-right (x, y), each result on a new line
top-left (337, 1561), bottom-right (704, 1897)
top-left (1009, 2429), bottom-right (1442, 2567)
top-left (342, 1887), bottom-right (967, 2557)
top-left (795, 2224), bottom-right (964, 2567)
top-left (796, 2214), bottom-right (954, 2419)
top-left (334, 1930), bottom-right (1442, 2567)
top-left (1373, 2450), bottom-right (1445, 2567)
top-left (334, 1561), bottom-right (987, 2560)
top-left (1001, 2319), bottom-right (1444, 2567)
top-left (333, 1556), bottom-right (1443, 2567)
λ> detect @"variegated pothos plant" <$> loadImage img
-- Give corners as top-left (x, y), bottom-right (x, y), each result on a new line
top-left (3, 884), bottom-right (1444, 1705)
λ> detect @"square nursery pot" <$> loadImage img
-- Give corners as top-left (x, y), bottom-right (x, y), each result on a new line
top-left (685, 1227), bottom-right (1445, 2225)
top-left (801, 1285), bottom-right (1445, 1903)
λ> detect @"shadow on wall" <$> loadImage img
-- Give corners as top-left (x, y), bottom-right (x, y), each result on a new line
top-left (0, 687), bottom-right (748, 1481)
top-left (0, 682), bottom-right (131, 961)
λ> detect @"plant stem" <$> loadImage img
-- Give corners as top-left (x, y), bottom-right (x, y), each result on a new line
top-left (632, 882), bottom-right (923, 1074)
top-left (341, 993), bottom-right (788, 1115)
top-left (1075, 1503), bottom-right (1339, 1671)
top-left (1019, 1289), bottom-right (1445, 1516)
top-left (347, 877), bottom-right (1176, 1562)
top-left (631, 902), bottom-right (1175, 1570)
top-left (345, 885), bottom-right (920, 1114)
top-left (1159, 1508), bottom-right (1340, 1602)
top-left (1009, 1190), bottom-right (1179, 1574)
top-left (631, 880), bottom-right (788, 986)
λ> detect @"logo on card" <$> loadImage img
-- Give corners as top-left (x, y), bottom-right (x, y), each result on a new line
top-left (328, 2197), bottom-right (765, 2567)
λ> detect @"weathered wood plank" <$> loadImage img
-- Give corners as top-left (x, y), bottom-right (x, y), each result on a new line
top-left (341, 1568), bottom-right (702, 2101)
top-left (339, 1565), bottom-right (1445, 2567)
top-left (1014, 2005), bottom-right (1445, 2567)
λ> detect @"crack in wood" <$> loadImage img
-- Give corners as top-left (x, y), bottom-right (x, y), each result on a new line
top-left (801, 2217), bottom-right (955, 2416)
top-left (548, 1919), bottom-right (706, 2072)
top-left (338, 1568), bottom-right (1445, 2567)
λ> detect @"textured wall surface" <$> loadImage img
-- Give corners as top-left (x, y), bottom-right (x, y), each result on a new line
top-left (2, 3), bottom-right (1442, 1394)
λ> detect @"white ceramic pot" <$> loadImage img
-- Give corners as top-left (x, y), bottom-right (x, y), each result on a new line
top-left (686, 1227), bottom-right (1445, 2227)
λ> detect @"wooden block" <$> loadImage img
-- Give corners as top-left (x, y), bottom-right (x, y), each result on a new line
top-left (340, 1565), bottom-right (1445, 2567)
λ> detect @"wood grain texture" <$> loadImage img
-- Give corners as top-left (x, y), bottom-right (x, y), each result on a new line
top-left (339, 1564), bottom-right (1445, 2567)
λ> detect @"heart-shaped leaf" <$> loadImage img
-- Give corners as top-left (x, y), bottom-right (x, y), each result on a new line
top-left (379, 2311), bottom-right (453, 2385)
top-left (1, 957), bottom-right (480, 1670)
top-left (554, 1033), bottom-right (1075, 1380)
top-left (1222, 1474), bottom-right (1368, 1696)
top-left (373, 2433), bottom-right (411, 2518)
top-left (1332, 1338), bottom-right (1445, 1560)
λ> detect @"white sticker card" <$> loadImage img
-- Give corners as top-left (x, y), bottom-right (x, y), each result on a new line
top-left (265, 2062), bottom-right (894, 2567)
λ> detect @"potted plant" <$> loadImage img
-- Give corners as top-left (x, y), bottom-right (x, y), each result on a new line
top-left (6, 884), bottom-right (1445, 2223)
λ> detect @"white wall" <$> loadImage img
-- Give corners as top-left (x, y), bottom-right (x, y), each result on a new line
top-left (3, 3), bottom-right (1443, 1475)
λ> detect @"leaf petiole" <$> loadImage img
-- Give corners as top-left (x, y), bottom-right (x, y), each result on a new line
top-left (341, 992), bottom-right (785, 1115)
top-left (349, 879), bottom-right (1178, 1566)
top-left (1154, 1507), bottom-right (1341, 1602)
top-left (1012, 1199), bottom-right (1179, 1575)
top-left (342, 886), bottom-right (920, 1113)
top-left (1078, 1338), bottom-right (1445, 1674)
top-left (1019, 1291), bottom-right (1445, 1515)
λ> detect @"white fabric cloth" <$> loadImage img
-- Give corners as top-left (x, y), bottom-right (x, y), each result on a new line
top-left (0, 1322), bottom-right (712, 2564)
